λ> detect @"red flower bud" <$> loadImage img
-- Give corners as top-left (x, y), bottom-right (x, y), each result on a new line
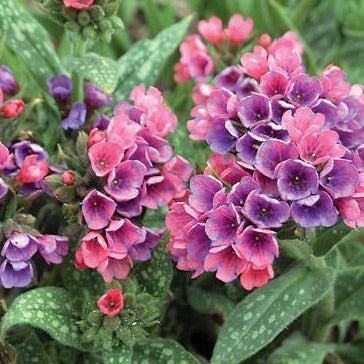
top-left (88, 128), bottom-right (106, 148)
top-left (1, 100), bottom-right (25, 118)
top-left (61, 170), bottom-right (76, 185)
top-left (97, 288), bottom-right (124, 317)
top-left (19, 155), bottom-right (49, 183)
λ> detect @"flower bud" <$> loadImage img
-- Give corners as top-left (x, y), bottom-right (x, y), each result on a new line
top-left (53, 185), bottom-right (75, 203)
top-left (65, 21), bottom-right (80, 32)
top-left (95, 0), bottom-right (106, 6)
top-left (61, 171), bottom-right (76, 185)
top-left (103, 316), bottom-right (120, 330)
top-left (63, 7), bottom-right (78, 21)
top-left (1, 100), bottom-right (25, 118)
top-left (87, 310), bottom-right (103, 325)
top-left (89, 5), bottom-right (104, 21)
top-left (77, 11), bottom-right (91, 26)
top-left (88, 128), bottom-right (106, 147)
top-left (106, 2), bottom-right (119, 16)
top-left (99, 19), bottom-right (112, 31)
top-left (82, 25), bottom-right (97, 39)
top-left (0, 65), bottom-right (19, 94)
top-left (109, 16), bottom-right (124, 29)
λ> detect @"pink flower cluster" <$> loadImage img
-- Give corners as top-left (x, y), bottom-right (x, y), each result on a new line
top-left (168, 17), bottom-right (364, 290)
top-left (174, 14), bottom-right (253, 83)
top-left (75, 85), bottom-right (192, 282)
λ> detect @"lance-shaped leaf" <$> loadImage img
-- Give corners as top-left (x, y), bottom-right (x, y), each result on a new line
top-left (211, 265), bottom-right (335, 364)
top-left (0, 0), bottom-right (64, 92)
top-left (131, 338), bottom-right (199, 364)
top-left (1, 287), bottom-right (87, 351)
top-left (114, 15), bottom-right (192, 100)
top-left (64, 53), bottom-right (118, 94)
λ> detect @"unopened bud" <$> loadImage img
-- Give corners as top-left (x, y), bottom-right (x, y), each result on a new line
top-left (89, 5), bottom-right (104, 21)
top-left (61, 171), bottom-right (76, 186)
top-left (65, 21), bottom-right (80, 32)
top-left (109, 16), bottom-right (124, 29)
top-left (78, 11), bottom-right (91, 26)
top-left (106, 2), bottom-right (119, 16)
top-left (82, 25), bottom-right (97, 39)
top-left (1, 100), bottom-right (25, 118)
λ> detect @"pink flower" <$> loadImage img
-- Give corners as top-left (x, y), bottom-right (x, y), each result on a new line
top-left (259, 33), bottom-right (272, 47)
top-left (268, 48), bottom-right (303, 76)
top-left (78, 232), bottom-right (109, 268)
top-left (1, 100), bottom-right (25, 118)
top-left (268, 31), bottom-right (304, 55)
top-left (198, 16), bottom-right (224, 45)
top-left (192, 83), bottom-right (216, 105)
top-left (97, 288), bottom-right (124, 317)
top-left (61, 170), bottom-right (76, 185)
top-left (142, 175), bottom-right (175, 209)
top-left (282, 107), bottom-right (325, 143)
top-left (18, 155), bottom-right (48, 183)
top-left (320, 64), bottom-right (351, 103)
top-left (187, 105), bottom-right (214, 140)
top-left (63, 0), bottom-right (94, 9)
top-left (38, 235), bottom-right (68, 265)
top-left (97, 256), bottom-right (132, 283)
top-left (240, 263), bottom-right (274, 290)
top-left (241, 46), bottom-right (268, 80)
top-left (227, 14), bottom-right (253, 46)
top-left (82, 190), bottom-right (116, 230)
top-left (337, 196), bottom-right (364, 229)
top-left (0, 141), bottom-right (10, 171)
top-left (88, 140), bottom-right (124, 177)
top-left (88, 128), bottom-right (107, 148)
top-left (174, 62), bottom-right (192, 83)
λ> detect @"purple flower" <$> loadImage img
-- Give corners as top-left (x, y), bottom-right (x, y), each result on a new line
top-left (205, 205), bottom-right (241, 246)
top-left (0, 65), bottom-right (19, 94)
top-left (128, 229), bottom-right (160, 261)
top-left (320, 159), bottom-right (359, 198)
top-left (117, 190), bottom-right (145, 218)
top-left (1, 232), bottom-right (38, 262)
top-left (252, 122), bottom-right (289, 141)
top-left (312, 99), bottom-right (338, 129)
top-left (235, 226), bottom-right (279, 267)
top-left (37, 235), bottom-right (68, 265)
top-left (105, 160), bottom-right (146, 202)
top-left (189, 175), bottom-right (223, 213)
top-left (206, 118), bottom-right (237, 154)
top-left (85, 83), bottom-right (113, 110)
top-left (243, 191), bottom-right (290, 228)
top-left (260, 71), bottom-right (289, 98)
top-left (12, 141), bottom-right (48, 167)
top-left (0, 260), bottom-right (34, 288)
top-left (216, 66), bottom-right (243, 91)
top-left (235, 77), bottom-right (258, 98)
top-left (288, 73), bottom-right (322, 107)
top-left (61, 102), bottom-right (87, 130)
top-left (255, 139), bottom-right (298, 178)
top-left (238, 93), bottom-right (272, 127)
top-left (276, 159), bottom-right (319, 201)
top-left (291, 191), bottom-right (337, 227)
top-left (271, 99), bottom-right (295, 123)
top-left (0, 177), bottom-right (8, 201)
top-left (236, 132), bottom-right (265, 165)
top-left (227, 177), bottom-right (258, 207)
top-left (47, 75), bottom-right (72, 103)
top-left (82, 189), bottom-right (116, 229)
top-left (93, 114), bottom-right (111, 130)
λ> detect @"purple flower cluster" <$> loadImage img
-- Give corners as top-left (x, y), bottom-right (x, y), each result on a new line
top-left (0, 232), bottom-right (68, 288)
top-left (48, 75), bottom-right (113, 130)
top-left (75, 85), bottom-right (192, 283)
top-left (167, 30), bottom-right (364, 290)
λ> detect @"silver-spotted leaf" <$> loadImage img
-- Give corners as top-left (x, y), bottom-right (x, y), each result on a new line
top-left (131, 338), bottom-right (199, 364)
top-left (114, 15), bottom-right (192, 100)
top-left (102, 346), bottom-right (132, 364)
top-left (0, 0), bottom-right (64, 91)
top-left (211, 265), bottom-right (335, 364)
top-left (1, 287), bottom-right (86, 351)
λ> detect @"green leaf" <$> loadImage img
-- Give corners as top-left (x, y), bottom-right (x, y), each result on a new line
top-left (211, 265), bottom-right (335, 364)
top-left (188, 286), bottom-right (234, 318)
top-left (334, 266), bottom-right (364, 322)
top-left (114, 15), bottom-right (192, 101)
top-left (102, 346), bottom-right (132, 364)
top-left (1, 287), bottom-right (86, 351)
top-left (131, 338), bottom-right (199, 364)
top-left (131, 234), bottom-right (172, 310)
top-left (0, 0), bottom-right (64, 91)
top-left (65, 53), bottom-right (118, 93)
top-left (312, 223), bottom-right (352, 257)
top-left (279, 239), bottom-right (314, 261)
top-left (268, 333), bottom-right (332, 364)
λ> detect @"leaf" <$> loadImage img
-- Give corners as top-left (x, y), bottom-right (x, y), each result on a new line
top-left (334, 266), bottom-right (364, 322)
top-left (1, 287), bottom-right (87, 351)
top-left (131, 338), bottom-right (199, 364)
top-left (268, 332), bottom-right (332, 364)
top-left (64, 53), bottom-right (118, 93)
top-left (131, 234), bottom-right (172, 310)
top-left (279, 239), bottom-right (314, 261)
top-left (114, 15), bottom-right (192, 101)
top-left (102, 346), bottom-right (132, 364)
top-left (188, 286), bottom-right (234, 318)
top-left (312, 223), bottom-right (352, 257)
top-left (211, 265), bottom-right (335, 364)
top-left (0, 0), bottom-right (64, 92)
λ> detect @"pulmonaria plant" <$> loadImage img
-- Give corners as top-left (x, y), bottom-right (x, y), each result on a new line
top-left (168, 21), bottom-right (364, 290)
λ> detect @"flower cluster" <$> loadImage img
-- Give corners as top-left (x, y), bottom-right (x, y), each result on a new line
top-left (36, 0), bottom-right (123, 41)
top-left (48, 75), bottom-right (113, 131)
top-left (75, 85), bottom-right (192, 282)
top-left (0, 65), bottom-right (25, 119)
top-left (0, 230), bottom-right (68, 288)
top-left (168, 18), bottom-right (364, 290)
top-left (174, 14), bottom-right (253, 83)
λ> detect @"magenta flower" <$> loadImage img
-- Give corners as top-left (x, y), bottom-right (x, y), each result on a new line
top-left (260, 71), bottom-right (289, 98)
top-left (243, 191), bottom-right (290, 228)
top-left (236, 132), bottom-right (265, 165)
top-left (128, 229), bottom-right (160, 262)
top-left (198, 16), bottom-right (223, 45)
top-left (38, 235), bottom-right (68, 265)
top-left (320, 64), bottom-right (351, 103)
top-left (0, 177), bottom-right (8, 201)
top-left (216, 66), bottom-right (243, 91)
top-left (88, 140), bottom-right (124, 177)
top-left (0, 141), bottom-right (10, 171)
top-left (105, 160), bottom-right (146, 202)
top-left (82, 189), bottom-right (116, 229)
top-left (287, 73), bottom-right (322, 107)
top-left (227, 14), bottom-right (253, 45)
top-left (236, 226), bottom-right (279, 267)
top-left (276, 159), bottom-right (319, 201)
top-left (227, 177), bottom-right (258, 208)
top-left (291, 191), bottom-right (338, 228)
top-left (238, 93), bottom-right (272, 127)
top-left (142, 175), bottom-right (175, 209)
